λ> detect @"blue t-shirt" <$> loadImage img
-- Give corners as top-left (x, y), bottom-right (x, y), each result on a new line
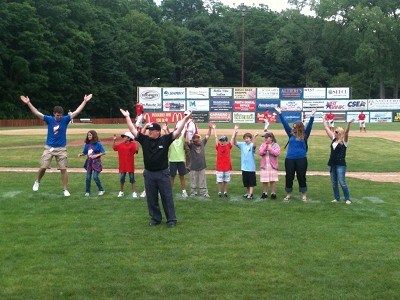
top-left (236, 141), bottom-right (256, 171)
top-left (82, 141), bottom-right (106, 156)
top-left (44, 115), bottom-right (71, 147)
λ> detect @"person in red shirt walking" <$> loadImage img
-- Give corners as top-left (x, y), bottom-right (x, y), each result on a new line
top-left (358, 111), bottom-right (366, 132)
top-left (113, 131), bottom-right (139, 198)
top-left (211, 123), bottom-right (235, 198)
top-left (327, 111), bottom-right (335, 132)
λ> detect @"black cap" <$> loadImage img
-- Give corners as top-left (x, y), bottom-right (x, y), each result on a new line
top-left (148, 123), bottom-right (161, 131)
top-left (219, 135), bottom-right (228, 142)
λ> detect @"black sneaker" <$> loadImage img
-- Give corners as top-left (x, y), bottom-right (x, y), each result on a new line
top-left (247, 194), bottom-right (253, 199)
top-left (218, 192), bottom-right (222, 198)
top-left (271, 193), bottom-right (277, 200)
top-left (243, 193), bottom-right (249, 198)
top-left (261, 193), bottom-right (268, 199)
top-left (224, 192), bottom-right (228, 197)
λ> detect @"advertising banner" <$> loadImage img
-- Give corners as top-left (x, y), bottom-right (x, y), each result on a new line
top-left (346, 99), bottom-right (367, 111)
top-left (256, 100), bottom-right (280, 112)
top-left (257, 87), bottom-right (279, 99)
top-left (210, 99), bottom-right (233, 112)
top-left (324, 100), bottom-right (348, 111)
top-left (146, 112), bottom-right (184, 123)
top-left (234, 87), bottom-right (257, 99)
top-left (256, 111), bottom-right (277, 123)
top-left (209, 112), bottom-right (232, 123)
top-left (326, 87), bottom-right (350, 99)
top-left (302, 100), bottom-right (325, 110)
top-left (303, 88), bottom-right (326, 99)
top-left (233, 112), bottom-right (255, 123)
top-left (369, 111), bottom-right (392, 122)
top-left (368, 99), bottom-right (400, 110)
top-left (138, 87), bottom-right (162, 110)
top-left (347, 111), bottom-right (369, 123)
top-left (234, 100), bottom-right (256, 112)
top-left (281, 100), bottom-right (302, 111)
top-left (187, 100), bottom-right (210, 111)
top-left (163, 100), bottom-right (185, 111)
top-left (186, 87), bottom-right (209, 99)
top-left (162, 87), bottom-right (186, 99)
top-left (280, 111), bottom-right (302, 123)
top-left (393, 111), bottom-right (400, 122)
top-left (192, 112), bottom-right (209, 123)
top-left (280, 88), bottom-right (303, 99)
top-left (210, 88), bottom-right (233, 99)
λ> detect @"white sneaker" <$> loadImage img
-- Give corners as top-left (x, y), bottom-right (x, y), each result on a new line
top-left (140, 190), bottom-right (146, 198)
top-left (182, 190), bottom-right (188, 198)
top-left (33, 181), bottom-right (39, 191)
top-left (345, 200), bottom-right (352, 204)
top-left (85, 193), bottom-right (90, 197)
top-left (63, 190), bottom-right (71, 197)
top-left (118, 191), bottom-right (124, 197)
top-left (132, 192), bottom-right (138, 198)
top-left (331, 199), bottom-right (339, 203)
top-left (98, 191), bottom-right (105, 196)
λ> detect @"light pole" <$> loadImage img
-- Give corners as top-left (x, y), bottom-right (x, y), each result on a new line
top-left (239, 3), bottom-right (247, 87)
top-left (150, 77), bottom-right (160, 86)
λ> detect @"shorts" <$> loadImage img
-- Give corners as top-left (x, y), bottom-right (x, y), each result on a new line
top-left (242, 171), bottom-right (256, 187)
top-left (120, 172), bottom-right (136, 184)
top-left (328, 120), bottom-right (334, 127)
top-left (216, 171), bottom-right (231, 183)
top-left (169, 161), bottom-right (187, 177)
top-left (359, 121), bottom-right (365, 127)
top-left (40, 146), bottom-right (68, 169)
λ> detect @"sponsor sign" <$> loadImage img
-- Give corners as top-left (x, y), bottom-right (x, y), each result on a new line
top-left (327, 87), bottom-right (350, 99)
top-left (256, 100), bottom-right (280, 112)
top-left (279, 111), bottom-right (302, 123)
top-left (324, 100), bottom-right (348, 111)
top-left (234, 87), bottom-right (257, 99)
top-left (281, 100), bottom-right (302, 111)
top-left (369, 111), bottom-right (392, 122)
top-left (192, 112), bottom-right (209, 123)
top-left (210, 88), bottom-right (233, 99)
top-left (210, 99), bottom-right (233, 112)
top-left (163, 100), bottom-right (186, 111)
top-left (138, 87), bottom-right (162, 110)
top-left (347, 111), bottom-right (369, 123)
top-left (234, 100), bottom-right (256, 112)
top-left (257, 87), bottom-right (279, 99)
top-left (393, 111), bottom-right (400, 122)
top-left (146, 112), bottom-right (184, 123)
top-left (368, 99), bottom-right (400, 110)
top-left (186, 87), bottom-right (209, 99)
top-left (303, 100), bottom-right (325, 110)
top-left (303, 88), bottom-right (326, 99)
top-left (280, 88), bottom-right (303, 99)
top-left (162, 88), bottom-right (186, 99)
top-left (209, 112), bottom-right (232, 123)
top-left (233, 112), bottom-right (255, 123)
top-left (346, 100), bottom-right (367, 110)
top-left (187, 100), bottom-right (210, 111)
top-left (256, 111), bottom-right (277, 123)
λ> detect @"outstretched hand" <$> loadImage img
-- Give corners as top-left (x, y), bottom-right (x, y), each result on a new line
top-left (120, 109), bottom-right (130, 117)
top-left (274, 106), bottom-right (282, 114)
top-left (20, 95), bottom-right (30, 104)
top-left (84, 94), bottom-right (93, 102)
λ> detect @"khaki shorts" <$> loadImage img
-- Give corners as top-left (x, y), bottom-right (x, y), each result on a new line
top-left (40, 146), bottom-right (68, 169)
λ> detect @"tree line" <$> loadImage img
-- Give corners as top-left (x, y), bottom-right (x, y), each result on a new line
top-left (1, 0), bottom-right (399, 118)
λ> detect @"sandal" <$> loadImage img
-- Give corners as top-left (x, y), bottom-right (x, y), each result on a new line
top-left (283, 195), bottom-right (291, 201)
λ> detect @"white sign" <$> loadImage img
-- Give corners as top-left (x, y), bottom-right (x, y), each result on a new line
top-left (186, 87), bottom-right (209, 99)
top-left (303, 88), bottom-right (326, 99)
top-left (346, 100), bottom-right (367, 111)
top-left (324, 100), bottom-right (348, 111)
top-left (281, 100), bottom-right (302, 111)
top-left (163, 100), bottom-right (186, 111)
top-left (303, 100), bottom-right (325, 110)
top-left (138, 87), bottom-right (162, 109)
top-left (210, 88), bottom-right (233, 98)
top-left (347, 112), bottom-right (369, 123)
top-left (368, 99), bottom-right (400, 110)
top-left (257, 87), bottom-right (279, 99)
top-left (162, 88), bottom-right (186, 99)
top-left (187, 100), bottom-right (210, 111)
top-left (369, 111), bottom-right (392, 122)
top-left (232, 112), bottom-right (255, 123)
top-left (327, 87), bottom-right (350, 99)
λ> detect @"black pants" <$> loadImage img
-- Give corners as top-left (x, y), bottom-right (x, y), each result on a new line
top-left (284, 157), bottom-right (308, 193)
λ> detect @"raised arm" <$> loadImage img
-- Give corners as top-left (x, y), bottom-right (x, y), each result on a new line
top-left (70, 94), bottom-right (93, 119)
top-left (275, 106), bottom-right (292, 136)
top-left (211, 123), bottom-right (218, 144)
top-left (232, 124), bottom-right (239, 145)
top-left (344, 119), bottom-right (354, 143)
top-left (322, 114), bottom-right (334, 139)
top-left (162, 119), bottom-right (170, 134)
top-left (204, 122), bottom-right (213, 141)
top-left (172, 111), bottom-right (192, 139)
top-left (120, 109), bottom-right (139, 137)
top-left (20, 96), bottom-right (44, 119)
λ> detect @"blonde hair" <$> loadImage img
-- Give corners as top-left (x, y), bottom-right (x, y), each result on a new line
top-left (335, 127), bottom-right (345, 143)
top-left (293, 121), bottom-right (305, 140)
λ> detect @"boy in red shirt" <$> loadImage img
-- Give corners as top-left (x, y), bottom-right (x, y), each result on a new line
top-left (113, 131), bottom-right (139, 198)
top-left (358, 111), bottom-right (366, 132)
top-left (212, 124), bottom-right (235, 197)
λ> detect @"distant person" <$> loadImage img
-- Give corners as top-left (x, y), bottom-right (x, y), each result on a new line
top-left (275, 106), bottom-right (317, 202)
top-left (113, 131), bottom-right (139, 198)
top-left (120, 108), bottom-right (192, 228)
top-left (20, 94), bottom-right (92, 196)
top-left (358, 111), bottom-right (366, 132)
top-left (323, 115), bottom-right (355, 204)
top-left (233, 125), bottom-right (259, 199)
top-left (186, 124), bottom-right (213, 198)
top-left (134, 102), bottom-right (145, 133)
top-left (327, 111), bottom-right (335, 132)
top-left (78, 130), bottom-right (106, 197)
top-left (258, 132), bottom-right (281, 200)
top-left (212, 123), bottom-right (235, 198)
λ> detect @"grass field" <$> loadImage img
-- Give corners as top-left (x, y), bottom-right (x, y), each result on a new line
top-left (0, 122), bottom-right (399, 299)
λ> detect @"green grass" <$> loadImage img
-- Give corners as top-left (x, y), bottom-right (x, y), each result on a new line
top-left (0, 124), bottom-right (399, 298)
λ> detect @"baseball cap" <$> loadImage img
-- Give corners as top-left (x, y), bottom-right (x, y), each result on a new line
top-left (148, 123), bottom-right (161, 131)
top-left (121, 131), bottom-right (135, 140)
top-left (219, 135), bottom-right (228, 142)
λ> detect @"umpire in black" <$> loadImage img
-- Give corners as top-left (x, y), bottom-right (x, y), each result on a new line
top-left (120, 108), bottom-right (192, 227)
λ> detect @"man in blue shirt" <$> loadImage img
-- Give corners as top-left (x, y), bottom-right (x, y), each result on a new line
top-left (20, 94), bottom-right (93, 196)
